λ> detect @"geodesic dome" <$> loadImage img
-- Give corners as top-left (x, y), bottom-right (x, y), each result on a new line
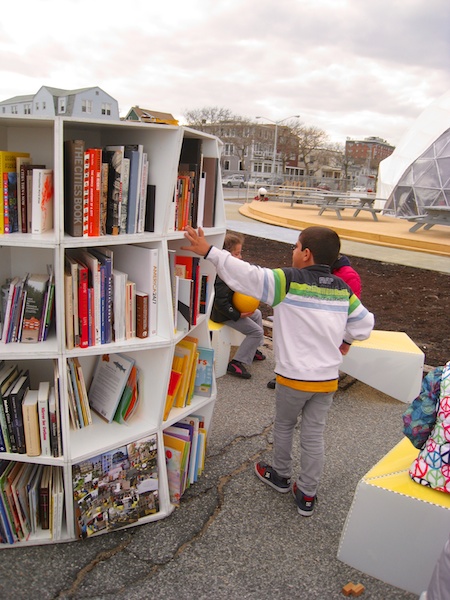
top-left (378, 90), bottom-right (450, 217)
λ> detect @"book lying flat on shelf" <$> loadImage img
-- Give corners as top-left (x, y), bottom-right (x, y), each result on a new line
top-left (88, 353), bottom-right (135, 423)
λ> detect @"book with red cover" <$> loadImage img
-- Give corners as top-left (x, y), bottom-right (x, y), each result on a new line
top-left (87, 148), bottom-right (102, 237)
top-left (64, 140), bottom-right (85, 237)
top-left (67, 252), bottom-right (89, 348)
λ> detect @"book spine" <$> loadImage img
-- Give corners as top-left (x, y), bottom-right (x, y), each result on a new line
top-left (20, 164), bottom-right (28, 233)
top-left (23, 396), bottom-right (41, 457)
top-left (119, 157), bottom-right (130, 234)
top-left (136, 292), bottom-right (149, 338)
top-left (83, 151), bottom-right (90, 237)
top-left (149, 249), bottom-right (158, 337)
top-left (100, 161), bottom-right (109, 236)
top-left (86, 148), bottom-right (102, 237)
top-left (77, 266), bottom-right (89, 348)
top-left (137, 153), bottom-right (148, 233)
top-left (10, 395), bottom-right (27, 454)
top-left (48, 388), bottom-right (58, 457)
top-left (38, 385), bottom-right (51, 457)
top-left (2, 395), bottom-right (16, 452)
top-left (64, 139), bottom-right (85, 237)
top-left (2, 173), bottom-right (9, 235)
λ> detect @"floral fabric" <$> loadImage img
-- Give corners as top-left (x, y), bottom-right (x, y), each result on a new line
top-left (409, 362), bottom-right (450, 493)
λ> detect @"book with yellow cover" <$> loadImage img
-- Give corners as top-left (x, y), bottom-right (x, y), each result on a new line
top-left (0, 151), bottom-right (30, 234)
top-left (174, 336), bottom-right (198, 408)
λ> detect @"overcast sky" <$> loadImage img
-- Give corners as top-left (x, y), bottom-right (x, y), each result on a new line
top-left (1, 0), bottom-right (449, 146)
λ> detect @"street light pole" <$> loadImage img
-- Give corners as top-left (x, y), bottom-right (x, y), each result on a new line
top-left (256, 115), bottom-right (300, 178)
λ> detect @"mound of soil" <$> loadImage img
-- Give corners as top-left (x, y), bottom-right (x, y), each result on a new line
top-left (236, 232), bottom-right (449, 368)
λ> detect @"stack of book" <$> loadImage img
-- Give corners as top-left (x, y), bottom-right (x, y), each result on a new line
top-left (64, 141), bottom-right (156, 238)
top-left (170, 138), bottom-right (218, 232)
top-left (64, 245), bottom-right (156, 349)
top-left (0, 270), bottom-right (55, 344)
top-left (163, 415), bottom-right (207, 505)
top-left (0, 461), bottom-right (64, 543)
top-left (0, 150), bottom-right (54, 235)
top-left (0, 361), bottom-right (62, 458)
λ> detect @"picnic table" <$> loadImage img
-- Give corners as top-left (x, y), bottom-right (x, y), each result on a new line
top-left (317, 194), bottom-right (381, 221)
top-left (408, 206), bottom-right (450, 232)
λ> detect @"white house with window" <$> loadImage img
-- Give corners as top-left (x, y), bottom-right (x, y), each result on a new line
top-left (0, 86), bottom-right (119, 120)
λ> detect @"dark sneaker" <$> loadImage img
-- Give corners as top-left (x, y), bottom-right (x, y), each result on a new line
top-left (253, 349), bottom-right (266, 361)
top-left (267, 378), bottom-right (276, 389)
top-left (292, 481), bottom-right (316, 516)
top-left (227, 360), bottom-right (251, 379)
top-left (254, 462), bottom-right (291, 493)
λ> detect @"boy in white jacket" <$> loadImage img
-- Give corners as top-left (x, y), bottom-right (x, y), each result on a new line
top-left (183, 225), bottom-right (374, 516)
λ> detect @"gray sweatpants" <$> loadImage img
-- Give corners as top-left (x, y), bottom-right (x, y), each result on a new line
top-left (272, 383), bottom-right (334, 497)
top-left (222, 308), bottom-right (264, 365)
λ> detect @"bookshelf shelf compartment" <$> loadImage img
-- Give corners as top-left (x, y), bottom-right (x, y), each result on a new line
top-left (0, 114), bottom-right (224, 547)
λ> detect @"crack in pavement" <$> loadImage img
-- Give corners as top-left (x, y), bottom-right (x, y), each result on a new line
top-left (55, 423), bottom-right (273, 598)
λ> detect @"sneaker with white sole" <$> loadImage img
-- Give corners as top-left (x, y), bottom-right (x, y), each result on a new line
top-left (254, 462), bottom-right (291, 493)
top-left (292, 481), bottom-right (316, 516)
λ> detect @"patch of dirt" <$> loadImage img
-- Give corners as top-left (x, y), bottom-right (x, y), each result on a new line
top-left (234, 231), bottom-right (450, 368)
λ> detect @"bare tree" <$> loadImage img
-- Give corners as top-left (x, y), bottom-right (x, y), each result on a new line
top-left (183, 107), bottom-right (235, 131)
top-left (296, 125), bottom-right (330, 169)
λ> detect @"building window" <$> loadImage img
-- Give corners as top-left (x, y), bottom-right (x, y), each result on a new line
top-left (58, 97), bottom-right (66, 113)
top-left (223, 160), bottom-right (230, 170)
top-left (35, 102), bottom-right (39, 111)
top-left (1, 107), bottom-right (5, 114)
top-left (11, 105), bottom-right (18, 114)
top-left (82, 99), bottom-right (92, 113)
top-left (24, 104), bottom-right (31, 115)
top-left (254, 163), bottom-right (262, 173)
top-left (101, 103), bottom-right (111, 115)
top-left (224, 144), bottom-right (234, 156)
top-left (43, 101), bottom-right (46, 110)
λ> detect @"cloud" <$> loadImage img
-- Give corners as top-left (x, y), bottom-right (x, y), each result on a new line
top-left (0, 0), bottom-right (449, 145)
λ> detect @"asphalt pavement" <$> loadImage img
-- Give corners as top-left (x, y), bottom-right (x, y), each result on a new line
top-left (0, 200), bottom-right (425, 600)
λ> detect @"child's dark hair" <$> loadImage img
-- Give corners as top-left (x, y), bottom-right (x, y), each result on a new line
top-left (299, 226), bottom-right (340, 266)
top-left (224, 232), bottom-right (244, 253)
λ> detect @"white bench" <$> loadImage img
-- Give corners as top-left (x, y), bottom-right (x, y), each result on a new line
top-left (340, 330), bottom-right (425, 403)
top-left (338, 438), bottom-right (450, 595)
top-left (208, 320), bottom-right (245, 378)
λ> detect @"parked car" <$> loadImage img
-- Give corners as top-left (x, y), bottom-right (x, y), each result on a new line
top-left (222, 174), bottom-right (245, 188)
top-left (245, 178), bottom-right (267, 188)
top-left (265, 177), bottom-right (284, 186)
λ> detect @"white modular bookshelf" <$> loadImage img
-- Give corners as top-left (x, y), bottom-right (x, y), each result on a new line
top-left (0, 115), bottom-right (226, 546)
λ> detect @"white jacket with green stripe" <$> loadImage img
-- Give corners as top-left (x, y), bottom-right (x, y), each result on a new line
top-left (206, 246), bottom-right (374, 382)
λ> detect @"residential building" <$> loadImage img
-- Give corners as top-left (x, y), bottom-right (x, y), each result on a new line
top-left (191, 120), bottom-right (298, 181)
top-left (0, 86), bottom-right (119, 120)
top-left (124, 106), bottom-right (178, 126)
top-left (345, 136), bottom-right (395, 190)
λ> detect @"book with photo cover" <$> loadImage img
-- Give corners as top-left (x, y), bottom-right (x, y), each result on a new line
top-left (88, 353), bottom-right (135, 423)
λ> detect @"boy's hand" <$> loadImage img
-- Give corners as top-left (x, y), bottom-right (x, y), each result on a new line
top-left (182, 226), bottom-right (212, 256)
top-left (339, 342), bottom-right (351, 355)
